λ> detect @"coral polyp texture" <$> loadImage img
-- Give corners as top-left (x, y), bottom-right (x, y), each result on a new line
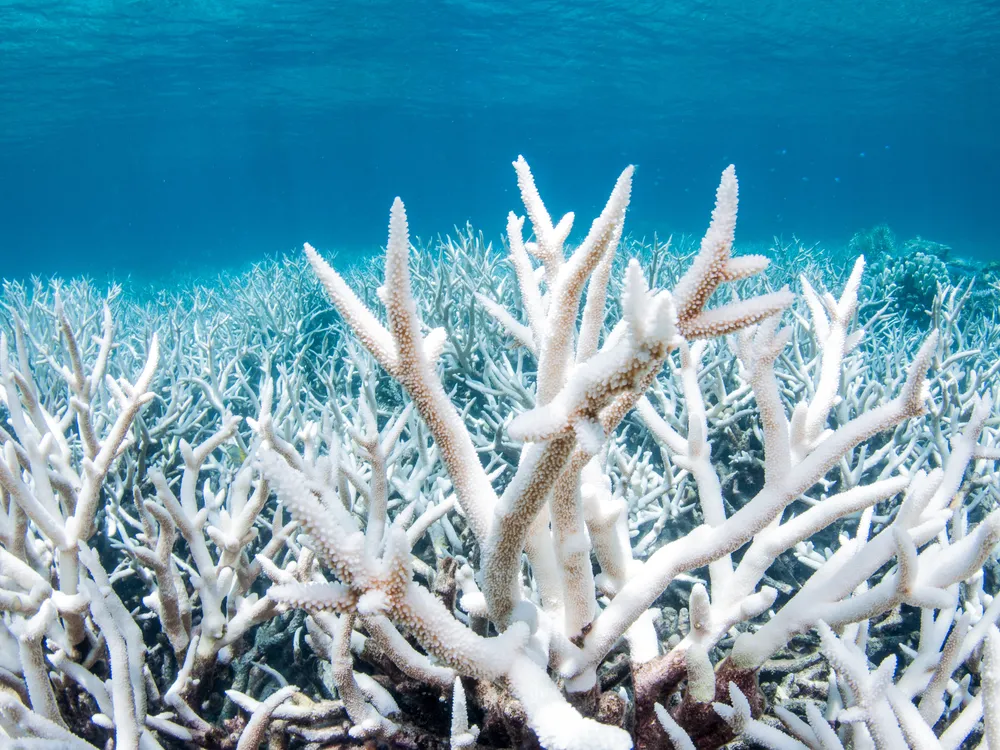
top-left (1, 158), bottom-right (999, 750)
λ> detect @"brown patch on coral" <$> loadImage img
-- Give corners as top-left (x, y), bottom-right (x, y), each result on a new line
top-left (470, 678), bottom-right (543, 748)
top-left (632, 652), bottom-right (764, 749)
top-left (596, 689), bottom-right (627, 728)
top-left (632, 649), bottom-right (687, 750)
top-left (566, 681), bottom-right (601, 716)
top-left (432, 556), bottom-right (458, 611)
top-left (671, 658), bottom-right (763, 749)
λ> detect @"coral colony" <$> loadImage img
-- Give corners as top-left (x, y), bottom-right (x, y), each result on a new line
top-left (1, 157), bottom-right (999, 750)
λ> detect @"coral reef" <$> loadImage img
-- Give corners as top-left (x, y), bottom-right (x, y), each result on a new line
top-left (849, 224), bottom-right (1000, 321)
top-left (888, 249), bottom-right (950, 318)
top-left (1, 159), bottom-right (999, 749)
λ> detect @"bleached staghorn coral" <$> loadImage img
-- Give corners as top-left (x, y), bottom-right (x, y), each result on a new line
top-left (246, 154), bottom-right (994, 749)
top-left (1, 157), bottom-right (999, 750)
top-left (0, 274), bottom-right (362, 747)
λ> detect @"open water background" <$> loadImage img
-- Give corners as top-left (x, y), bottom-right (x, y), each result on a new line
top-left (1, 0), bottom-right (997, 280)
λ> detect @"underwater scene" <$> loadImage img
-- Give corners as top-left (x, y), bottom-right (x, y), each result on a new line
top-left (1, 1), bottom-right (1000, 748)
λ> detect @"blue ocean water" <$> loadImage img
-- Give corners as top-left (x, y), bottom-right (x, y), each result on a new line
top-left (1, 0), bottom-right (997, 281)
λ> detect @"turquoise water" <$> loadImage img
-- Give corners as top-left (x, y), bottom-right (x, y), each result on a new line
top-left (1, 0), bottom-right (997, 280)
